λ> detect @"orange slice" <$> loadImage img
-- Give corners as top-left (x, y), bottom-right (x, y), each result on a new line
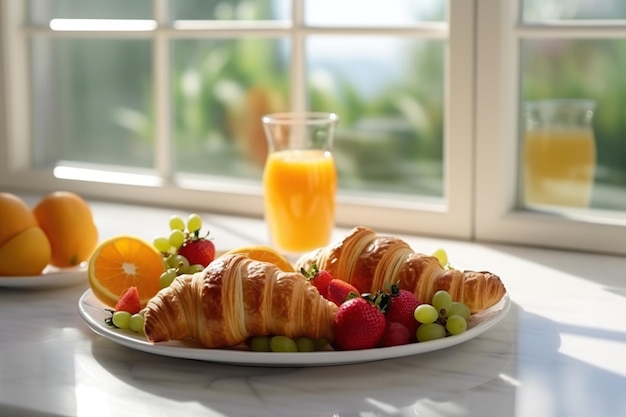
top-left (224, 245), bottom-right (295, 272)
top-left (88, 236), bottom-right (165, 308)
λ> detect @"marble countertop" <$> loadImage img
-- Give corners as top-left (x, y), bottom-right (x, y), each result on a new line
top-left (1, 196), bottom-right (625, 417)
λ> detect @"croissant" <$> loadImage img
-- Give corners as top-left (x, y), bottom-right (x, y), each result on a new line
top-left (295, 226), bottom-right (506, 314)
top-left (143, 253), bottom-right (337, 349)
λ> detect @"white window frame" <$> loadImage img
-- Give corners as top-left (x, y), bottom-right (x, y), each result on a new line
top-left (475, 0), bottom-right (626, 256)
top-left (1, 0), bottom-right (624, 256)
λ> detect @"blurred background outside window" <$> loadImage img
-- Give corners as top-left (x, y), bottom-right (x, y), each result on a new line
top-left (520, 0), bottom-right (626, 211)
top-left (2, 0), bottom-right (625, 254)
top-left (26, 0), bottom-right (448, 201)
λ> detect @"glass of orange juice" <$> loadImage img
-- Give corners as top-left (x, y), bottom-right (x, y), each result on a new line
top-left (522, 99), bottom-right (597, 208)
top-left (261, 112), bottom-right (339, 255)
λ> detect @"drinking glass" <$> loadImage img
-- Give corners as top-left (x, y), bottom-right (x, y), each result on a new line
top-left (522, 99), bottom-right (597, 208)
top-left (261, 112), bottom-right (339, 255)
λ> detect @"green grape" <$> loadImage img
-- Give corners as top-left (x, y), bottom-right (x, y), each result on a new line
top-left (169, 215), bottom-right (185, 231)
top-left (314, 338), bottom-right (329, 351)
top-left (167, 254), bottom-right (190, 271)
top-left (269, 335), bottom-right (297, 352)
top-left (129, 314), bottom-right (144, 332)
top-left (168, 229), bottom-right (185, 249)
top-left (153, 236), bottom-right (171, 253)
top-left (185, 264), bottom-right (204, 274)
top-left (432, 248), bottom-right (448, 267)
top-left (249, 336), bottom-right (271, 352)
top-left (159, 268), bottom-right (178, 288)
top-left (446, 315), bottom-right (467, 335)
top-left (432, 290), bottom-right (452, 315)
top-left (295, 337), bottom-right (315, 352)
top-left (448, 301), bottom-right (471, 320)
top-left (414, 304), bottom-right (439, 324)
top-left (112, 311), bottom-right (132, 329)
top-left (129, 313), bottom-right (145, 334)
top-left (187, 213), bottom-right (203, 233)
top-left (416, 323), bottom-right (446, 342)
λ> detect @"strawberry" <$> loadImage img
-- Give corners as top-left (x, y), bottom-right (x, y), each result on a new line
top-left (379, 321), bottom-right (411, 347)
top-left (385, 284), bottom-right (420, 339)
top-left (301, 264), bottom-right (333, 298)
top-left (114, 286), bottom-right (142, 314)
top-left (178, 238), bottom-right (215, 267)
top-left (333, 296), bottom-right (386, 350)
top-left (327, 279), bottom-right (359, 306)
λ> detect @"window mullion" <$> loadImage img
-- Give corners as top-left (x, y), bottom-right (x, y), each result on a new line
top-left (446, 0), bottom-right (476, 238)
top-left (153, 0), bottom-right (172, 182)
top-left (517, 22), bottom-right (626, 39)
top-left (2, 0), bottom-right (30, 173)
top-left (475, 0), bottom-right (523, 237)
top-left (291, 0), bottom-right (306, 112)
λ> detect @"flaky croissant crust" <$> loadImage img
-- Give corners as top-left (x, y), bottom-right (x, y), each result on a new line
top-left (143, 253), bottom-right (337, 349)
top-left (296, 226), bottom-right (506, 313)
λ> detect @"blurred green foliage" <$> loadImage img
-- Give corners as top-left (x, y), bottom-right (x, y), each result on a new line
top-left (304, 37), bottom-right (444, 196)
top-left (33, 0), bottom-right (624, 207)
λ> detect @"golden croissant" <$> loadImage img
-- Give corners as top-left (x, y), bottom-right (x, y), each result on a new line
top-left (143, 253), bottom-right (337, 349)
top-left (295, 226), bottom-right (506, 313)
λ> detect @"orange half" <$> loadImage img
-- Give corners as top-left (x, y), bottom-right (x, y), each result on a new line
top-left (224, 245), bottom-right (295, 272)
top-left (88, 236), bottom-right (165, 308)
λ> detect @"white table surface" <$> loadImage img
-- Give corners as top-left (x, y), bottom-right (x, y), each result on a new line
top-left (1, 195), bottom-right (625, 417)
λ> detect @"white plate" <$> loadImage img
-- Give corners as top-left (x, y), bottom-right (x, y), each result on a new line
top-left (0, 264), bottom-right (87, 289)
top-left (78, 290), bottom-right (510, 367)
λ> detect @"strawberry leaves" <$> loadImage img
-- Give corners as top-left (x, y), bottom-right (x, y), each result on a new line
top-left (301, 264), bottom-right (333, 298)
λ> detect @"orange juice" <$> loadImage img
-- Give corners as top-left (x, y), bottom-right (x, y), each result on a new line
top-left (523, 128), bottom-right (596, 207)
top-left (263, 149), bottom-right (337, 253)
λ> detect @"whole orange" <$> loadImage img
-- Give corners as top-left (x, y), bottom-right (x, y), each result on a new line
top-left (0, 192), bottom-right (51, 275)
top-left (0, 227), bottom-right (51, 275)
top-left (0, 192), bottom-right (38, 247)
top-left (33, 191), bottom-right (99, 268)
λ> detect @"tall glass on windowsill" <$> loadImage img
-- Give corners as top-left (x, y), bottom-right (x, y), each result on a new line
top-left (262, 112), bottom-right (339, 255)
top-left (522, 99), bottom-right (597, 208)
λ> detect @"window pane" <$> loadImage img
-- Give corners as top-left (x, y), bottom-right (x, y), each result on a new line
top-left (28, 0), bottom-right (152, 24)
top-left (523, 0), bottom-right (626, 21)
top-left (520, 39), bottom-right (626, 211)
top-left (307, 36), bottom-right (445, 198)
top-left (170, 0), bottom-right (290, 21)
top-left (305, 0), bottom-right (446, 26)
top-left (171, 38), bottom-right (289, 179)
top-left (31, 38), bottom-right (154, 169)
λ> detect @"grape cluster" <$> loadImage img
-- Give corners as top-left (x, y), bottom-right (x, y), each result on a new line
top-left (111, 310), bottom-right (145, 335)
top-left (248, 335), bottom-right (329, 353)
top-left (413, 290), bottom-right (471, 342)
top-left (154, 214), bottom-right (205, 288)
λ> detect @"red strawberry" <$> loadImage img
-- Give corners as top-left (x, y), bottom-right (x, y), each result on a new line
top-left (385, 284), bottom-right (420, 338)
top-left (333, 296), bottom-right (386, 350)
top-left (178, 238), bottom-right (215, 267)
top-left (114, 286), bottom-right (142, 314)
top-left (301, 265), bottom-right (333, 298)
top-left (327, 279), bottom-right (359, 306)
top-left (379, 321), bottom-right (411, 347)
